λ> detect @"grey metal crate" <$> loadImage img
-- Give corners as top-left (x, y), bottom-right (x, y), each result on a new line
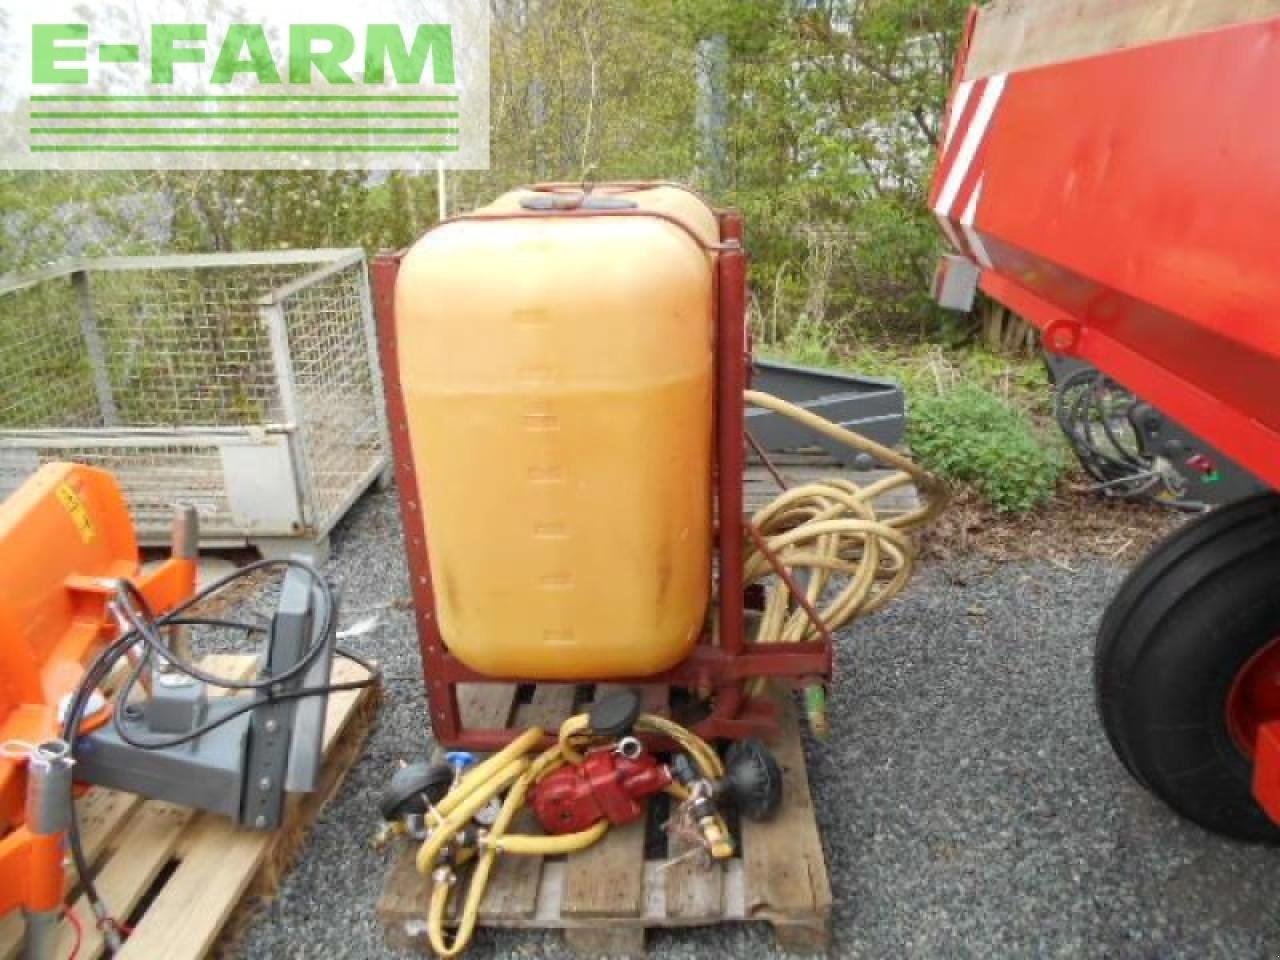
top-left (0, 250), bottom-right (390, 556)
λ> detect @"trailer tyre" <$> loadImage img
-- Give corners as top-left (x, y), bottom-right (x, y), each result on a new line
top-left (1095, 492), bottom-right (1280, 843)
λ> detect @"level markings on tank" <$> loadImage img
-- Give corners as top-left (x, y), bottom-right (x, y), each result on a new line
top-left (527, 465), bottom-right (567, 484)
top-left (542, 628), bottom-right (576, 647)
top-left (512, 307), bottom-right (551, 327)
top-left (522, 411), bottom-right (560, 432)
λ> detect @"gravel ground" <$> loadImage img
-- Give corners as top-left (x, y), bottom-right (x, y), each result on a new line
top-left (234, 487), bottom-right (1280, 959)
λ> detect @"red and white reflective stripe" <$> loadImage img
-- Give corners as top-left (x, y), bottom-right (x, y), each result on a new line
top-left (942, 78), bottom-right (975, 151)
top-left (935, 73), bottom-right (1005, 214)
top-left (936, 210), bottom-right (966, 254)
top-left (959, 175), bottom-right (993, 267)
top-left (933, 72), bottom-right (1006, 266)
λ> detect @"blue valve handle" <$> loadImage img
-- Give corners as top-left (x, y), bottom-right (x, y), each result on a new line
top-left (444, 751), bottom-right (476, 785)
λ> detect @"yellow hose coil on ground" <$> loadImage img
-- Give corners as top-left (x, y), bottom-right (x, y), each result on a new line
top-left (743, 391), bottom-right (948, 712)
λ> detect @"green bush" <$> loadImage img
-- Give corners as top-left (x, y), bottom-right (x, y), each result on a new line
top-left (908, 384), bottom-right (1065, 513)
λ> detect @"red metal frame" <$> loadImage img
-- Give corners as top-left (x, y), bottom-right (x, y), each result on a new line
top-left (372, 198), bottom-right (832, 749)
top-left (1226, 635), bottom-right (1280, 759)
top-left (1230, 636), bottom-right (1280, 824)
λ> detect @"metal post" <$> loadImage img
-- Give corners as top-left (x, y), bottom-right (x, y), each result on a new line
top-left (695, 34), bottom-right (730, 196)
top-left (262, 300), bottom-right (315, 531)
top-left (436, 160), bottom-right (448, 221)
top-left (158, 505), bottom-right (199, 679)
top-left (355, 259), bottom-right (394, 485)
top-left (170, 502), bottom-right (199, 560)
top-left (370, 253), bottom-right (460, 744)
top-left (530, 78), bottom-right (548, 181)
top-left (716, 216), bottom-right (748, 656)
top-left (71, 270), bottom-right (119, 427)
top-left (23, 740), bottom-right (74, 960)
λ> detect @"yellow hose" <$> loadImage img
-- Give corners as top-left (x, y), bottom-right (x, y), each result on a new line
top-left (743, 390), bottom-right (948, 728)
top-left (432, 728), bottom-right (545, 820)
top-left (415, 755), bottom-right (530, 875)
top-left (555, 712), bottom-right (725, 779)
top-left (418, 712), bottom-right (727, 957)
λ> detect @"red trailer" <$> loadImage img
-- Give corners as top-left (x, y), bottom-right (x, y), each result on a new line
top-left (932, 2), bottom-right (1280, 841)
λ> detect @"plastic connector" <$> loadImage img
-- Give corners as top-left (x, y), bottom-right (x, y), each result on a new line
top-left (803, 684), bottom-right (829, 738)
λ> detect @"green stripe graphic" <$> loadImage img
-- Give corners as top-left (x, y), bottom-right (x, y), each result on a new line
top-left (31, 94), bottom-right (459, 103)
top-left (31, 127), bottom-right (459, 136)
top-left (31, 111), bottom-right (459, 120)
top-left (30, 144), bottom-right (462, 153)
top-left (26, 93), bottom-right (466, 159)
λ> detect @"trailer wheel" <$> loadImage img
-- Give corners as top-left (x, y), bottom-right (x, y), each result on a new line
top-left (1095, 492), bottom-right (1280, 842)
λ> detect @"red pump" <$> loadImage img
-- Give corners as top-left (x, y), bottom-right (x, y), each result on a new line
top-left (530, 741), bottom-right (672, 834)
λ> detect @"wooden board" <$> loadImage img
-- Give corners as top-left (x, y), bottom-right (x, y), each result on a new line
top-left (964, 0), bottom-right (1280, 80)
top-left (741, 687), bottom-right (833, 952)
top-left (559, 686), bottom-right (652, 957)
top-left (0, 654), bottom-right (379, 960)
top-left (378, 682), bottom-right (832, 957)
top-left (744, 460), bottom-right (918, 516)
top-left (374, 683), bottom-right (522, 936)
top-left (482, 686), bottom-right (577, 923)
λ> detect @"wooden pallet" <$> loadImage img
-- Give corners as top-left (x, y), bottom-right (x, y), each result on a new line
top-left (0, 653), bottom-right (380, 960)
top-left (377, 682), bottom-right (832, 957)
top-left (744, 452), bottom-right (918, 515)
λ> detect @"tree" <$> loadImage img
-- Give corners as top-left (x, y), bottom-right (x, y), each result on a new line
top-left (714, 0), bottom-right (969, 341)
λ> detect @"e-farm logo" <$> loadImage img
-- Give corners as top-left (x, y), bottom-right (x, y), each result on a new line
top-left (0, 1), bottom-right (490, 171)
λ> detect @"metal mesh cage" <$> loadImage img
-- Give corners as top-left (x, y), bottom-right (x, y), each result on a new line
top-left (0, 274), bottom-right (99, 428)
top-left (278, 261), bottom-right (385, 526)
top-left (0, 251), bottom-right (389, 546)
top-left (88, 265), bottom-right (303, 428)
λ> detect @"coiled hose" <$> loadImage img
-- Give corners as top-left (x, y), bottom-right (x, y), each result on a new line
top-left (743, 391), bottom-right (948, 730)
top-left (1052, 366), bottom-right (1203, 510)
top-left (417, 713), bottom-right (727, 958)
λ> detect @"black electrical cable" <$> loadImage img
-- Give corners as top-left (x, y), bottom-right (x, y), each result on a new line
top-left (113, 558), bottom-right (338, 690)
top-left (110, 566), bottom-right (378, 748)
top-left (161, 616), bottom-right (268, 633)
top-left (1055, 369), bottom-right (1148, 486)
top-left (112, 647), bottom-right (376, 751)
top-left (1052, 366), bottom-right (1202, 507)
top-left (58, 559), bottom-right (379, 954)
top-left (59, 629), bottom-right (137, 948)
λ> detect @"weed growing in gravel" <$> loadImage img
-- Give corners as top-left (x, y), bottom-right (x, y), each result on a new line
top-left (909, 384), bottom-right (1066, 513)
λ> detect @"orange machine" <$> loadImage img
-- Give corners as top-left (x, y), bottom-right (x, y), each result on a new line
top-left (0, 462), bottom-right (196, 925)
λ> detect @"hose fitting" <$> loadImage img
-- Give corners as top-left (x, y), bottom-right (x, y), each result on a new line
top-left (803, 684), bottom-right (829, 738)
top-left (697, 814), bottom-right (735, 860)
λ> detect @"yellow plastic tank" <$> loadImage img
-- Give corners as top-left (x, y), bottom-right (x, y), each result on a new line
top-left (396, 185), bottom-right (718, 679)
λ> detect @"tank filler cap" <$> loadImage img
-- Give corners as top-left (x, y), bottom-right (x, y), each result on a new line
top-left (588, 689), bottom-right (642, 737)
top-left (519, 192), bottom-right (638, 212)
